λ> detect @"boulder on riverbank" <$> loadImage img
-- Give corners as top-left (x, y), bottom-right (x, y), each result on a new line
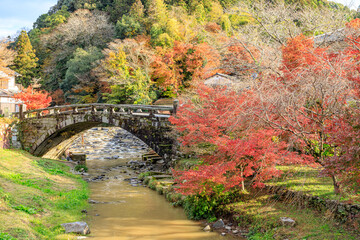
top-left (280, 217), bottom-right (296, 227)
top-left (213, 219), bottom-right (225, 229)
top-left (61, 222), bottom-right (91, 235)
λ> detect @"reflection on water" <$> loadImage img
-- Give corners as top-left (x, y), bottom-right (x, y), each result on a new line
top-left (68, 127), bottom-right (237, 240)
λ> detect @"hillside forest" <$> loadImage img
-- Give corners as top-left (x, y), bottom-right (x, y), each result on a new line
top-left (2, 0), bottom-right (360, 202)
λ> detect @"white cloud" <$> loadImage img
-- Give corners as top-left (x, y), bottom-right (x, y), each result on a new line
top-left (0, 0), bottom-right (57, 38)
top-left (333, 0), bottom-right (360, 9)
top-left (0, 18), bottom-right (33, 38)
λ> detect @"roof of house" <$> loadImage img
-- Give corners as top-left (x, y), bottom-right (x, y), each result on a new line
top-left (0, 68), bottom-right (16, 78)
top-left (204, 73), bottom-right (235, 86)
top-left (204, 73), bottom-right (234, 80)
top-left (0, 89), bottom-right (15, 97)
top-left (313, 28), bottom-right (345, 45)
top-left (204, 73), bottom-right (254, 90)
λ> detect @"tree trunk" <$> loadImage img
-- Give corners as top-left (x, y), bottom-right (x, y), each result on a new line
top-left (241, 169), bottom-right (245, 191)
top-left (331, 175), bottom-right (341, 194)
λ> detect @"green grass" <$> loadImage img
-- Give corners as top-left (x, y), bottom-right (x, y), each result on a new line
top-left (174, 158), bottom-right (202, 170)
top-left (226, 191), bottom-right (358, 240)
top-left (0, 149), bottom-right (89, 240)
top-left (267, 166), bottom-right (359, 203)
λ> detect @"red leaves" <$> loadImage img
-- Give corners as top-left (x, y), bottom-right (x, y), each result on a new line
top-left (221, 39), bottom-right (260, 76)
top-left (13, 87), bottom-right (52, 110)
top-left (282, 34), bottom-right (315, 72)
top-left (171, 30), bottom-right (360, 197)
top-left (170, 85), bottom-right (306, 195)
top-left (325, 110), bottom-right (360, 193)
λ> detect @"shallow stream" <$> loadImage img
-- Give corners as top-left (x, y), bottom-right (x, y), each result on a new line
top-left (68, 127), bottom-right (236, 240)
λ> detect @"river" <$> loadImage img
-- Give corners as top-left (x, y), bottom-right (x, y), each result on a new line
top-left (68, 127), bottom-right (237, 240)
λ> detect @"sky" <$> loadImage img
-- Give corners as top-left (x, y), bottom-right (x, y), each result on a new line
top-left (0, 0), bottom-right (57, 39)
top-left (0, 0), bottom-right (359, 39)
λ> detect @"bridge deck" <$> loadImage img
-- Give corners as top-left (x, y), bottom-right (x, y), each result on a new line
top-left (13, 102), bottom-right (178, 120)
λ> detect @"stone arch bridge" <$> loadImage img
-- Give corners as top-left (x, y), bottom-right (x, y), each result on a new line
top-left (13, 102), bottom-right (179, 164)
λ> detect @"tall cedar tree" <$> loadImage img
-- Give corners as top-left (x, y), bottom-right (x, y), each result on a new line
top-left (12, 30), bottom-right (38, 87)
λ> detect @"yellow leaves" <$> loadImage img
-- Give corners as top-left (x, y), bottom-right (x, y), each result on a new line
top-left (0, 40), bottom-right (16, 69)
top-left (166, 18), bottom-right (182, 41)
top-left (104, 47), bottom-right (130, 82)
top-left (208, 1), bottom-right (223, 22)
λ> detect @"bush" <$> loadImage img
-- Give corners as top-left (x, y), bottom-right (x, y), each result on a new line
top-left (183, 186), bottom-right (239, 220)
top-left (13, 205), bottom-right (37, 215)
top-left (0, 232), bottom-right (17, 240)
top-left (74, 164), bottom-right (88, 172)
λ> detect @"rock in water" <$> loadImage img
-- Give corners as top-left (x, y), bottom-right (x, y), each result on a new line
top-left (203, 225), bottom-right (211, 231)
top-left (213, 219), bottom-right (225, 229)
top-left (280, 217), bottom-right (296, 227)
top-left (61, 222), bottom-right (91, 235)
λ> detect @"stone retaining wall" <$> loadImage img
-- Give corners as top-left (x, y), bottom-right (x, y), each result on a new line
top-left (266, 185), bottom-right (360, 224)
top-left (0, 118), bottom-right (14, 149)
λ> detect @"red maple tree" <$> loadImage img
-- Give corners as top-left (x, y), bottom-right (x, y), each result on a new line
top-left (13, 87), bottom-right (52, 110)
top-left (170, 85), bottom-right (306, 195)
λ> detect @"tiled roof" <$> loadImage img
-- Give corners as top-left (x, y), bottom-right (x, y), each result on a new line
top-left (0, 89), bottom-right (15, 97)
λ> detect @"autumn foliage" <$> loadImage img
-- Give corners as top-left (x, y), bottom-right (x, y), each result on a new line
top-left (13, 87), bottom-right (52, 110)
top-left (151, 41), bottom-right (220, 93)
top-left (170, 85), bottom-right (306, 195)
top-left (170, 19), bottom-right (360, 197)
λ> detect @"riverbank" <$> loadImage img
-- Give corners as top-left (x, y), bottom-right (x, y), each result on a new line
top-left (140, 171), bottom-right (360, 239)
top-left (0, 149), bottom-right (89, 239)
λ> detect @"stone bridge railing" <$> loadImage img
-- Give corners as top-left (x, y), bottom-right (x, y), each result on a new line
top-left (13, 101), bottom-right (179, 120)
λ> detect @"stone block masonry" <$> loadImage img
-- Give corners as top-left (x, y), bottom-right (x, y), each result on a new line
top-left (14, 103), bottom-right (178, 166)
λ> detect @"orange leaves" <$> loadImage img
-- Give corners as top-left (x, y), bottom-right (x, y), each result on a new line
top-left (346, 18), bottom-right (360, 30)
top-left (50, 89), bottom-right (65, 105)
top-left (151, 41), bottom-right (220, 93)
top-left (13, 87), bottom-right (52, 110)
top-left (281, 34), bottom-right (329, 74)
top-left (344, 19), bottom-right (360, 90)
top-left (221, 39), bottom-right (260, 76)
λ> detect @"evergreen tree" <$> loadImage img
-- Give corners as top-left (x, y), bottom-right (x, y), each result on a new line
top-left (12, 30), bottom-right (38, 87)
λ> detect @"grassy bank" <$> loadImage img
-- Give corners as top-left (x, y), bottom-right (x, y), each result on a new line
top-left (142, 175), bottom-right (359, 239)
top-left (224, 191), bottom-right (358, 240)
top-left (140, 159), bottom-right (360, 239)
top-left (267, 166), bottom-right (360, 203)
top-left (0, 149), bottom-right (89, 240)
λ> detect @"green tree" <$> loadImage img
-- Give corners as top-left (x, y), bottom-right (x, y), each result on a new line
top-left (12, 30), bottom-right (38, 87)
top-left (102, 45), bottom-right (155, 104)
top-left (61, 46), bottom-right (103, 102)
top-left (116, 15), bottom-right (144, 39)
top-left (44, 6), bottom-right (70, 28)
top-left (105, 68), bottom-right (155, 104)
top-left (220, 14), bottom-right (231, 36)
top-left (105, 0), bottom-right (135, 22)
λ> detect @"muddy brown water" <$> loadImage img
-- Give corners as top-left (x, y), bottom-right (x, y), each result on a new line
top-left (68, 127), bottom-right (239, 239)
top-left (86, 158), bottom-right (237, 240)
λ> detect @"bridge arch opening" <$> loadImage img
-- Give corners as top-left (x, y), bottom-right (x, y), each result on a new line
top-left (14, 103), bottom-right (177, 165)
